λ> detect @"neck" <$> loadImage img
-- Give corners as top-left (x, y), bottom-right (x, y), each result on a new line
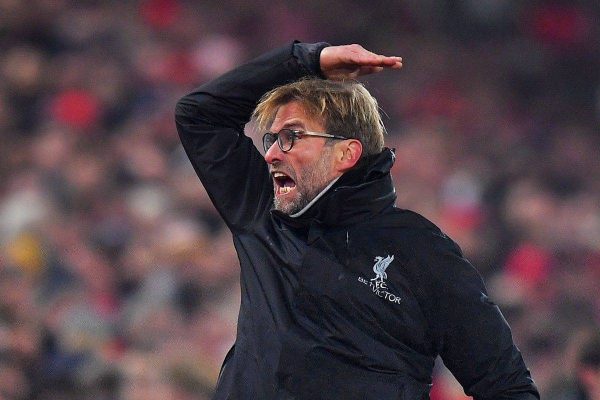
top-left (290, 176), bottom-right (341, 218)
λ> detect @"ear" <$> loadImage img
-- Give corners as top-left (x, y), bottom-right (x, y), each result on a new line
top-left (334, 139), bottom-right (363, 173)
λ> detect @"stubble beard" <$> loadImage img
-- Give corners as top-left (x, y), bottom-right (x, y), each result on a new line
top-left (273, 146), bottom-right (334, 215)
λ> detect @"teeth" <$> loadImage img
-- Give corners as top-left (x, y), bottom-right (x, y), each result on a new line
top-left (279, 186), bottom-right (291, 194)
top-left (273, 172), bottom-right (286, 178)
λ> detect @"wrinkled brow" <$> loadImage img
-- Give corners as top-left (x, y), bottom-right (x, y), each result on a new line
top-left (270, 119), bottom-right (306, 131)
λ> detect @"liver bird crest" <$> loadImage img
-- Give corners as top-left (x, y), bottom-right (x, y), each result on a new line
top-left (371, 255), bottom-right (394, 282)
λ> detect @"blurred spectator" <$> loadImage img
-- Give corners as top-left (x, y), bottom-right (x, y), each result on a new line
top-left (545, 328), bottom-right (600, 400)
top-left (577, 330), bottom-right (600, 400)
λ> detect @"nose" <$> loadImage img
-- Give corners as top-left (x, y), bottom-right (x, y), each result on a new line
top-left (264, 142), bottom-right (284, 164)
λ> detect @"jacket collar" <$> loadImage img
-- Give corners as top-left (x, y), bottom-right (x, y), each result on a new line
top-left (272, 148), bottom-right (397, 228)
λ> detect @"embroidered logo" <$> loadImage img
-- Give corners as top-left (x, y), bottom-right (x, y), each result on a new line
top-left (371, 255), bottom-right (394, 283)
top-left (358, 255), bottom-right (401, 304)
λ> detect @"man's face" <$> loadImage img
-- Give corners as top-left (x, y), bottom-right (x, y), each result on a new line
top-left (264, 101), bottom-right (340, 215)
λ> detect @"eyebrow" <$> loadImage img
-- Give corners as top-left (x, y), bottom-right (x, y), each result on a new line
top-left (280, 119), bottom-right (305, 130)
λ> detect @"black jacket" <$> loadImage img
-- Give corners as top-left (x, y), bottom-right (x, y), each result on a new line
top-left (175, 41), bottom-right (539, 400)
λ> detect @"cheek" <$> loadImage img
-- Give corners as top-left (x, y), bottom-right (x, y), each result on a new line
top-left (289, 145), bottom-right (333, 182)
top-left (287, 154), bottom-right (310, 175)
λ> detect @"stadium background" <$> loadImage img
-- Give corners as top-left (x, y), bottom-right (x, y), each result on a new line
top-left (1, 0), bottom-right (599, 399)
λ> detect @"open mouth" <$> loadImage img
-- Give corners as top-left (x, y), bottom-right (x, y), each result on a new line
top-left (272, 171), bottom-right (296, 196)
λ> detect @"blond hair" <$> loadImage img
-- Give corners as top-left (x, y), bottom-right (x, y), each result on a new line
top-left (253, 77), bottom-right (385, 157)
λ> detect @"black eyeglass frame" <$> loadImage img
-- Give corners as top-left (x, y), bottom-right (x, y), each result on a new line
top-left (262, 128), bottom-right (348, 153)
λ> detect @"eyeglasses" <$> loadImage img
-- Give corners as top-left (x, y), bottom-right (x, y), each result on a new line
top-left (262, 128), bottom-right (348, 153)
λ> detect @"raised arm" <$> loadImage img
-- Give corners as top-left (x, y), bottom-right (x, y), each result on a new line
top-left (174, 41), bottom-right (402, 231)
top-left (174, 42), bottom-right (328, 230)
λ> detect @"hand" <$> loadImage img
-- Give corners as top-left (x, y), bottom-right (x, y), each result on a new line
top-left (320, 44), bottom-right (402, 81)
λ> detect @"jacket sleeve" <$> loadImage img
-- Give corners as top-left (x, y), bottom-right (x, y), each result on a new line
top-left (417, 231), bottom-right (539, 400)
top-left (174, 41), bottom-right (329, 231)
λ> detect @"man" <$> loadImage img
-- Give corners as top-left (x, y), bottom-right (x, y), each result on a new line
top-left (175, 41), bottom-right (539, 400)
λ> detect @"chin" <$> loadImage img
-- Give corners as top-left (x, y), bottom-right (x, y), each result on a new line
top-left (273, 196), bottom-right (304, 215)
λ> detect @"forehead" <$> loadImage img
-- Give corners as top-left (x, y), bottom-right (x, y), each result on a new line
top-left (270, 101), bottom-right (323, 131)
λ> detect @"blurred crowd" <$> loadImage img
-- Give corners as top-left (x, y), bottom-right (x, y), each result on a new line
top-left (1, 0), bottom-right (599, 399)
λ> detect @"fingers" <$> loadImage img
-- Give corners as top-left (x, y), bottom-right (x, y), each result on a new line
top-left (320, 43), bottom-right (403, 80)
top-left (344, 44), bottom-right (402, 68)
top-left (376, 56), bottom-right (402, 69)
top-left (354, 54), bottom-right (402, 69)
top-left (355, 66), bottom-right (383, 77)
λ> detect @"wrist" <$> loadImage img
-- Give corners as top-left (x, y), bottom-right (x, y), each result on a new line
top-left (292, 41), bottom-right (330, 78)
